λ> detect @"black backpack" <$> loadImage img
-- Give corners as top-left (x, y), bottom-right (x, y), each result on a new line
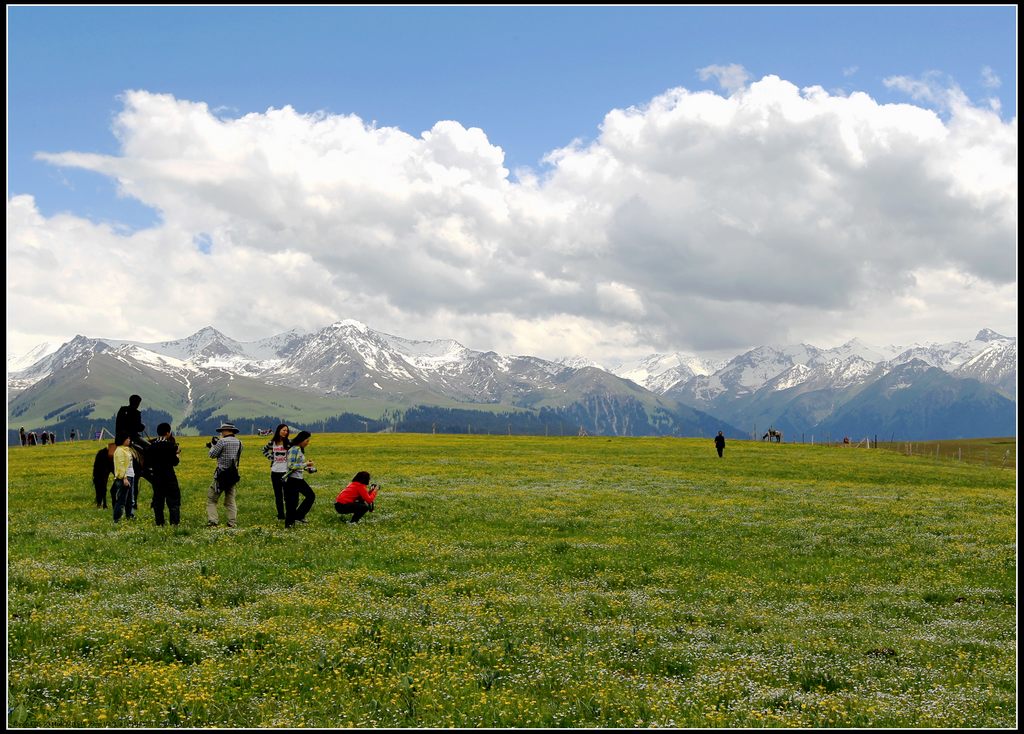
top-left (218, 462), bottom-right (241, 488)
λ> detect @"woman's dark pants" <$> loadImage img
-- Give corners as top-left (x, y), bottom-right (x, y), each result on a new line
top-left (285, 478), bottom-right (315, 527)
top-left (271, 472), bottom-right (286, 519)
top-left (335, 499), bottom-right (371, 523)
top-left (151, 475), bottom-right (181, 526)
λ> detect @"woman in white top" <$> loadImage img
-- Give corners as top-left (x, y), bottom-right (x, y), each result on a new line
top-left (261, 424), bottom-right (290, 520)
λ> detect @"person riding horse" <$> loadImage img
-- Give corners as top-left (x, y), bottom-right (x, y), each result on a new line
top-left (762, 428), bottom-right (783, 443)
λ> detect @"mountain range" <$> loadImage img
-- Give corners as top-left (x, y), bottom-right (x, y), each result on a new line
top-left (6, 322), bottom-right (1016, 443)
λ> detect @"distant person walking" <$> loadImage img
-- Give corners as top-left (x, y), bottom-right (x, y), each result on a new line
top-left (41, 431), bottom-right (48, 446)
top-left (28, 431), bottom-right (36, 446)
top-left (146, 423), bottom-right (182, 527)
top-left (714, 431), bottom-right (726, 458)
top-left (112, 434), bottom-right (137, 522)
top-left (283, 431), bottom-right (317, 528)
top-left (207, 422), bottom-right (243, 528)
top-left (262, 424), bottom-right (291, 521)
top-left (19, 427), bottom-right (26, 446)
top-left (335, 471), bottom-right (379, 524)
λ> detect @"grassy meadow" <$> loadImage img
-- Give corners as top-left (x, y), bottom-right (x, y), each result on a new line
top-left (6, 434), bottom-right (1017, 728)
top-left (874, 436), bottom-right (1017, 471)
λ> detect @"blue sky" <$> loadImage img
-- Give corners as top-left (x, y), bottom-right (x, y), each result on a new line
top-left (6, 6), bottom-right (1018, 360)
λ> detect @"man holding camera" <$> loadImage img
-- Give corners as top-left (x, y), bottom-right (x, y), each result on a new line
top-left (207, 422), bottom-right (243, 528)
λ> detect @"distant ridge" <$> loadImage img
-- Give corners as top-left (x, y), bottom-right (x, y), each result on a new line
top-left (7, 323), bottom-right (1015, 442)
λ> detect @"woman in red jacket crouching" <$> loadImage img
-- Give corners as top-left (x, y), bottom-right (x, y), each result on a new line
top-left (335, 471), bottom-right (379, 523)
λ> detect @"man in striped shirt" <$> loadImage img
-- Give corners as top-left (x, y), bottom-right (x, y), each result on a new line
top-left (207, 422), bottom-right (243, 528)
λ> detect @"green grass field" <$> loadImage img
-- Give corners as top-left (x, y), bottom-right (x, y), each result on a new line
top-left (874, 436), bottom-right (1017, 470)
top-left (7, 434), bottom-right (1017, 727)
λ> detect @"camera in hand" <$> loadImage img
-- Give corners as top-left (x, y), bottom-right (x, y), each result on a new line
top-left (205, 435), bottom-right (220, 449)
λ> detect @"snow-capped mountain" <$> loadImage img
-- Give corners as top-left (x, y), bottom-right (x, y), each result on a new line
top-left (7, 335), bottom-right (109, 392)
top-left (263, 319), bottom-right (578, 404)
top-left (953, 339), bottom-right (1017, 398)
top-left (7, 341), bottom-right (61, 374)
top-left (556, 356), bottom-right (604, 371)
top-left (668, 343), bottom-right (834, 406)
top-left (886, 329), bottom-right (1016, 372)
top-left (610, 352), bottom-right (720, 394)
top-left (648, 331), bottom-right (1014, 401)
top-left (6, 323), bottom-right (1015, 441)
top-left (9, 320), bottom-right (734, 439)
top-left (654, 331), bottom-right (1015, 437)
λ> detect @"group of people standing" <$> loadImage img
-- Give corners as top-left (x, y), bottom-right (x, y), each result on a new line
top-left (19, 427), bottom-right (57, 446)
top-left (94, 394), bottom-right (380, 529)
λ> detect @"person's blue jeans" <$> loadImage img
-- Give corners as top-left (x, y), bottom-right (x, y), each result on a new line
top-left (112, 478), bottom-right (135, 521)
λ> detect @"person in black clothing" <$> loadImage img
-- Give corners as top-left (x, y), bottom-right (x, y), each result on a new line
top-left (92, 443), bottom-right (115, 508)
top-left (115, 395), bottom-right (145, 511)
top-left (146, 422), bottom-right (182, 526)
top-left (115, 395), bottom-right (145, 443)
top-left (714, 431), bottom-right (726, 458)
top-left (19, 427), bottom-right (26, 446)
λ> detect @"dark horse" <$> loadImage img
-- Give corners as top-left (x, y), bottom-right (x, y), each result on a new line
top-left (91, 439), bottom-right (149, 508)
top-left (762, 428), bottom-right (783, 443)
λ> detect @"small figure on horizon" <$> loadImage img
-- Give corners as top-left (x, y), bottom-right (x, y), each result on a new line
top-left (714, 431), bottom-right (726, 458)
top-left (19, 427), bottom-right (26, 446)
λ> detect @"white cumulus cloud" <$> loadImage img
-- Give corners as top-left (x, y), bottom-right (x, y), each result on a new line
top-left (8, 73), bottom-right (1017, 361)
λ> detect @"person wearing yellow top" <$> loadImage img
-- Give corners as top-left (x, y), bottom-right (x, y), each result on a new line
top-left (112, 433), bottom-right (137, 522)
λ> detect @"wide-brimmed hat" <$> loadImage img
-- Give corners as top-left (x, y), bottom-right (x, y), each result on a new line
top-left (216, 422), bottom-right (240, 434)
